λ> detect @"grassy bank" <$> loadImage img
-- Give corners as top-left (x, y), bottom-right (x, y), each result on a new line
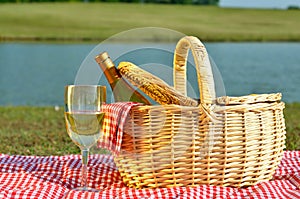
top-left (0, 3), bottom-right (300, 42)
top-left (0, 105), bottom-right (299, 156)
top-left (0, 106), bottom-right (79, 155)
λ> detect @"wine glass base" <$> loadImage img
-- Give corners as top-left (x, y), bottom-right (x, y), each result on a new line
top-left (72, 187), bottom-right (101, 192)
top-left (62, 187), bottom-right (101, 198)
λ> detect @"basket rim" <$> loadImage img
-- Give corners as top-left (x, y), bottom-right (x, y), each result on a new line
top-left (216, 93), bottom-right (282, 105)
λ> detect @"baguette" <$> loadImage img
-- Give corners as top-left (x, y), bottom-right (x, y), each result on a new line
top-left (118, 62), bottom-right (198, 107)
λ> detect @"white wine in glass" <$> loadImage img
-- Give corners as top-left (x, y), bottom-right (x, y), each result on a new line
top-left (64, 85), bottom-right (106, 192)
top-left (65, 112), bottom-right (105, 149)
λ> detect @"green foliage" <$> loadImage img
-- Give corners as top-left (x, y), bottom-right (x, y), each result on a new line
top-left (288, 6), bottom-right (300, 10)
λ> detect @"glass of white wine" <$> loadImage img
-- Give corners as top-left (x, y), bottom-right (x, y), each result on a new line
top-left (64, 85), bottom-right (106, 192)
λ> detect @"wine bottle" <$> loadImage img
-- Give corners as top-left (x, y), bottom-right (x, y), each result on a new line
top-left (95, 52), bottom-right (151, 105)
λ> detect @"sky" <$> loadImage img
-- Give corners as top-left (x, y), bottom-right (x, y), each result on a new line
top-left (219, 0), bottom-right (300, 9)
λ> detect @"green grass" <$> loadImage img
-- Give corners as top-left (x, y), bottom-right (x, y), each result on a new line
top-left (0, 106), bottom-right (108, 156)
top-left (283, 103), bottom-right (300, 150)
top-left (0, 2), bottom-right (300, 42)
top-left (0, 105), bottom-right (298, 156)
top-left (0, 106), bottom-right (79, 155)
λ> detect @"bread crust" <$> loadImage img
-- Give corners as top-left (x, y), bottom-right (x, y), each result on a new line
top-left (118, 62), bottom-right (198, 106)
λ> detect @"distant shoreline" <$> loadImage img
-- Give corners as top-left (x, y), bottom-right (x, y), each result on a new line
top-left (1, 36), bottom-right (300, 43)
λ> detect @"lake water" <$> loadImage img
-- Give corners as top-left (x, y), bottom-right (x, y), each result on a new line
top-left (0, 42), bottom-right (300, 106)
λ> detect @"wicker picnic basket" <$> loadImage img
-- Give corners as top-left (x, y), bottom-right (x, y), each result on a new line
top-left (114, 36), bottom-right (286, 188)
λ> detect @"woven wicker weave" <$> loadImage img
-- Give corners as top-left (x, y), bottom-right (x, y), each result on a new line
top-left (114, 36), bottom-right (286, 188)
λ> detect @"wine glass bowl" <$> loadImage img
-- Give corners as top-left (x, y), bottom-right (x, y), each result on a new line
top-left (64, 85), bottom-right (106, 192)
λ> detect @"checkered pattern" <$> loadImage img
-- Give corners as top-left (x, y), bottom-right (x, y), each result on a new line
top-left (0, 151), bottom-right (299, 198)
top-left (97, 102), bottom-right (140, 155)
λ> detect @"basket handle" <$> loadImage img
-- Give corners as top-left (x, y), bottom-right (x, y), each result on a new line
top-left (173, 36), bottom-right (216, 104)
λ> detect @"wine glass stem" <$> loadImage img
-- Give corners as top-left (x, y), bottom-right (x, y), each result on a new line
top-left (81, 148), bottom-right (89, 189)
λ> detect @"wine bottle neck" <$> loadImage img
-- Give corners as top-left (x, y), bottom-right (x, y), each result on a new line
top-left (95, 53), bottom-right (121, 87)
top-left (95, 53), bottom-right (114, 70)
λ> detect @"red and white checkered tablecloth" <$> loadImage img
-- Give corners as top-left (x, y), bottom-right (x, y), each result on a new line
top-left (0, 151), bottom-right (299, 199)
